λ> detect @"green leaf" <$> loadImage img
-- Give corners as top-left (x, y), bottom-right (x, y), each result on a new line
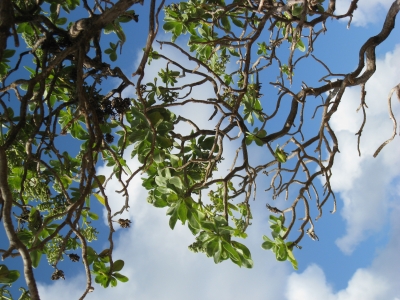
top-left (116, 27), bottom-right (126, 43)
top-left (96, 274), bottom-right (110, 287)
top-left (269, 215), bottom-right (280, 222)
top-left (0, 265), bottom-right (20, 284)
top-left (206, 238), bottom-right (219, 258)
top-left (24, 66), bottom-right (36, 75)
top-left (118, 14), bottom-right (135, 23)
top-left (164, 190), bottom-right (178, 202)
top-left (245, 112), bottom-right (254, 125)
top-left (198, 27), bottom-right (207, 37)
top-left (231, 241), bottom-right (252, 259)
top-left (213, 240), bottom-right (222, 263)
top-left (0, 265), bottom-right (9, 275)
top-left (92, 175), bottom-right (106, 189)
top-left (245, 135), bottom-right (254, 146)
top-left (178, 201), bottom-right (188, 224)
top-left (110, 52), bottom-right (117, 62)
top-left (261, 240), bottom-right (274, 250)
top-left (86, 248), bottom-right (98, 266)
top-left (49, 3), bottom-right (58, 13)
top-left (110, 276), bottom-right (118, 287)
top-left (56, 17), bottom-right (67, 25)
top-left (5, 270), bottom-right (19, 283)
top-left (17, 230), bottom-right (33, 246)
top-left (274, 146), bottom-right (288, 163)
top-left (156, 136), bottom-right (173, 148)
top-left (187, 209), bottom-right (201, 231)
top-left (0, 63), bottom-right (8, 76)
top-left (204, 46), bottom-right (211, 59)
top-left (214, 215), bottom-right (228, 228)
top-left (169, 208), bottom-right (178, 230)
top-left (148, 111), bottom-right (164, 128)
top-left (254, 137), bottom-right (263, 146)
top-left (221, 15), bottom-right (231, 31)
top-left (17, 22), bottom-right (26, 33)
top-left (256, 129), bottom-right (267, 138)
top-left (2, 49), bottom-right (15, 59)
top-left (104, 23), bottom-right (115, 34)
top-left (112, 260), bottom-right (124, 272)
top-left (153, 149), bottom-right (165, 164)
top-left (110, 42), bottom-right (117, 49)
top-left (296, 39), bottom-right (306, 52)
top-left (241, 257), bottom-right (254, 268)
top-left (228, 47), bottom-right (239, 57)
top-left (187, 221), bottom-right (201, 235)
top-left (200, 220), bottom-right (216, 232)
top-left (155, 175), bottom-right (167, 187)
top-left (163, 22), bottom-right (178, 32)
top-left (169, 176), bottom-right (183, 189)
top-left (113, 272), bottom-right (129, 282)
top-left (222, 241), bottom-right (241, 263)
top-left (262, 234), bottom-right (273, 242)
top-left (276, 244), bottom-right (288, 261)
top-left (88, 211), bottom-right (99, 220)
top-left (174, 23), bottom-right (183, 36)
top-left (30, 250), bottom-right (42, 268)
top-left (153, 197), bottom-right (168, 208)
top-left (231, 17), bottom-right (244, 28)
top-left (292, 5), bottom-right (303, 17)
top-left (200, 136), bottom-right (215, 150)
top-left (93, 259), bottom-right (107, 272)
top-left (169, 153), bottom-right (180, 168)
top-left (70, 122), bottom-right (89, 140)
top-left (287, 247), bottom-right (296, 261)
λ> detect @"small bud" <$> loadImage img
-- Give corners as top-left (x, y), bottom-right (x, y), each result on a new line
top-left (306, 228), bottom-right (319, 241)
top-left (266, 203), bottom-right (282, 214)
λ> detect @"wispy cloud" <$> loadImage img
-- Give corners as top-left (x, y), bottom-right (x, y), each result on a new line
top-left (336, 0), bottom-right (393, 27)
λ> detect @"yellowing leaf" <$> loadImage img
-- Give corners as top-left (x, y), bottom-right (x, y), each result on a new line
top-left (274, 145), bottom-right (288, 163)
top-left (94, 193), bottom-right (106, 206)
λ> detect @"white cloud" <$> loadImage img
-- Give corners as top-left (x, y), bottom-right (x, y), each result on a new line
top-left (335, 0), bottom-right (393, 27)
top-left (286, 264), bottom-right (394, 300)
top-left (38, 273), bottom-right (89, 300)
top-left (285, 265), bottom-right (336, 300)
top-left (285, 204), bottom-right (400, 300)
top-left (329, 44), bottom-right (400, 254)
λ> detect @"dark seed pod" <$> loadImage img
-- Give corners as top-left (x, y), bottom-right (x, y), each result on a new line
top-left (68, 253), bottom-right (80, 262)
top-left (105, 133), bottom-right (114, 144)
top-left (117, 219), bottom-right (132, 228)
top-left (51, 269), bottom-right (65, 280)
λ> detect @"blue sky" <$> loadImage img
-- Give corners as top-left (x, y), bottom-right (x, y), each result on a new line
top-left (10, 0), bottom-right (399, 299)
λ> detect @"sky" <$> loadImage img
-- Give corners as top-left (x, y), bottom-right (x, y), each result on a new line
top-left (15, 0), bottom-right (400, 299)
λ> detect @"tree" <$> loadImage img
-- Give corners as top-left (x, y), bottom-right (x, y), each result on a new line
top-left (0, 0), bottom-right (399, 299)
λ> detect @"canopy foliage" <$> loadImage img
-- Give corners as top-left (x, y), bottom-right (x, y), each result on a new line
top-left (0, 0), bottom-right (399, 299)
